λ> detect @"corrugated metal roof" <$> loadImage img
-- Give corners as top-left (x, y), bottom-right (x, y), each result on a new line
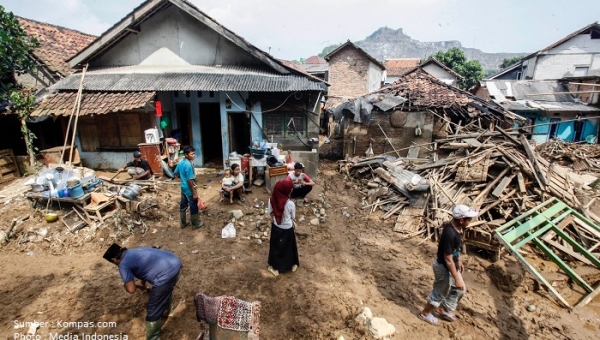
top-left (31, 91), bottom-right (155, 117)
top-left (50, 65), bottom-right (326, 92)
top-left (502, 100), bottom-right (600, 112)
top-left (297, 63), bottom-right (329, 73)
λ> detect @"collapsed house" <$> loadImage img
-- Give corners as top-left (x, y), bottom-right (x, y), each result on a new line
top-left (321, 69), bottom-right (525, 159)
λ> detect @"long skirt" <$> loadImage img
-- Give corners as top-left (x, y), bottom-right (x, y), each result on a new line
top-left (268, 223), bottom-right (299, 272)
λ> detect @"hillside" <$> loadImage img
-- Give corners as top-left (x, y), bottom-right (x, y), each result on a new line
top-left (339, 27), bottom-right (528, 71)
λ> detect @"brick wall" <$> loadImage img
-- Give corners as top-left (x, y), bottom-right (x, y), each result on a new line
top-left (343, 110), bottom-right (434, 158)
top-left (328, 47), bottom-right (372, 97)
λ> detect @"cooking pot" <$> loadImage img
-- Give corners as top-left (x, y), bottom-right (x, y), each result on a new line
top-left (31, 184), bottom-right (45, 192)
top-left (121, 188), bottom-right (139, 200)
top-left (129, 184), bottom-right (142, 195)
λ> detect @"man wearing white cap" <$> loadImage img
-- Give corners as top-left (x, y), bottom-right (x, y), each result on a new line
top-left (418, 204), bottom-right (478, 325)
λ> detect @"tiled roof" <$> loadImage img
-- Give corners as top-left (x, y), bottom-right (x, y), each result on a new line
top-left (50, 65), bottom-right (327, 92)
top-left (17, 17), bottom-right (96, 76)
top-left (305, 56), bottom-right (327, 64)
top-left (31, 91), bottom-right (155, 117)
top-left (384, 58), bottom-right (420, 76)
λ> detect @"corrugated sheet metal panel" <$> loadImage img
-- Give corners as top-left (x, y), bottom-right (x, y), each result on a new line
top-left (31, 91), bottom-right (155, 116)
top-left (501, 100), bottom-right (600, 112)
top-left (373, 94), bottom-right (407, 112)
top-left (50, 68), bottom-right (327, 92)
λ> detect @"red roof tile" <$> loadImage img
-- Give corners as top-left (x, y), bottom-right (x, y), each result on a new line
top-left (17, 17), bottom-right (96, 77)
top-left (384, 58), bottom-right (421, 76)
top-left (32, 91), bottom-right (155, 116)
top-left (305, 56), bottom-right (327, 64)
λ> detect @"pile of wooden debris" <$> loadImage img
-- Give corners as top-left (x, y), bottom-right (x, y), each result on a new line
top-left (340, 122), bottom-right (599, 260)
top-left (536, 139), bottom-right (600, 172)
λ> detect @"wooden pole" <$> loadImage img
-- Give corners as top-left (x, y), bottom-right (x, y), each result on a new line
top-left (68, 64), bottom-right (89, 164)
top-left (60, 65), bottom-right (88, 165)
top-left (377, 123), bottom-right (401, 157)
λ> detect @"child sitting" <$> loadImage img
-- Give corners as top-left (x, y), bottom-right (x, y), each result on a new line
top-left (219, 169), bottom-right (235, 203)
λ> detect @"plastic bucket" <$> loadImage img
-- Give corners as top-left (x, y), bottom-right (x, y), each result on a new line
top-left (68, 183), bottom-right (84, 199)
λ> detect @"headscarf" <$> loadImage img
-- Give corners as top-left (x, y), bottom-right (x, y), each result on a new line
top-left (270, 180), bottom-right (293, 224)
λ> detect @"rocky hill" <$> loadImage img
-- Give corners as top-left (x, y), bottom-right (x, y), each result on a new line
top-left (350, 27), bottom-right (527, 71)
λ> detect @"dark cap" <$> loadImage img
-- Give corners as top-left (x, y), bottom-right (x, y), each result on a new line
top-left (294, 162), bottom-right (304, 170)
top-left (183, 146), bottom-right (195, 154)
top-left (103, 243), bottom-right (122, 262)
top-left (133, 151), bottom-right (142, 158)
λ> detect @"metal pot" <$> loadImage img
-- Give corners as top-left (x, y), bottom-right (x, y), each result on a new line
top-left (31, 184), bottom-right (45, 192)
top-left (129, 184), bottom-right (142, 195)
top-left (121, 188), bottom-right (138, 200)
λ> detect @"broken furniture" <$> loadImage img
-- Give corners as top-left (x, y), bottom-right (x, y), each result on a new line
top-left (60, 209), bottom-right (88, 233)
top-left (83, 193), bottom-right (118, 223)
top-left (40, 145), bottom-right (81, 167)
top-left (495, 198), bottom-right (600, 308)
top-left (0, 148), bottom-right (21, 185)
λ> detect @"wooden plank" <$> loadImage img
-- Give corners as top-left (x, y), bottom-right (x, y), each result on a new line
top-left (542, 215), bottom-right (575, 241)
top-left (517, 172), bottom-right (527, 193)
top-left (407, 146), bottom-right (420, 159)
top-left (491, 175), bottom-right (514, 198)
top-left (472, 167), bottom-right (511, 206)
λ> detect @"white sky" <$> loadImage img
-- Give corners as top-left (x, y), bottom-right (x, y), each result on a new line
top-left (4, 0), bottom-right (599, 60)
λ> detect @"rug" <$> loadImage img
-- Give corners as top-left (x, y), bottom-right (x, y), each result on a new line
top-left (194, 293), bottom-right (223, 324)
top-left (217, 296), bottom-right (254, 331)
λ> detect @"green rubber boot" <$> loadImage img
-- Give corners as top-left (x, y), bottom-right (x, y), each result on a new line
top-left (145, 320), bottom-right (161, 340)
top-left (190, 214), bottom-right (204, 230)
top-left (179, 211), bottom-right (189, 229)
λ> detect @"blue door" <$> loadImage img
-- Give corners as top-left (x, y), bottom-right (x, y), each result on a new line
top-left (581, 120), bottom-right (598, 143)
top-left (556, 121), bottom-right (575, 142)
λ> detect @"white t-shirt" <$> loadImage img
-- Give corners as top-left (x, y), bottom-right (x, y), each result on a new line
top-left (232, 173), bottom-right (244, 185)
top-left (267, 199), bottom-right (296, 229)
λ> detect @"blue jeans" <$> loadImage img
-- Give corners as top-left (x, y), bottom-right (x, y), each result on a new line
top-left (179, 193), bottom-right (199, 215)
top-left (427, 260), bottom-right (465, 311)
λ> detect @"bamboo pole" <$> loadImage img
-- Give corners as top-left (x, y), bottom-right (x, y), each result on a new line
top-left (68, 64), bottom-right (89, 164)
top-left (60, 65), bottom-right (88, 165)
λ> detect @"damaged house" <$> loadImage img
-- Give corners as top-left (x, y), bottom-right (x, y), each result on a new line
top-left (322, 70), bottom-right (523, 160)
top-left (476, 80), bottom-right (600, 144)
top-left (31, 0), bottom-right (327, 169)
top-left (0, 17), bottom-right (96, 156)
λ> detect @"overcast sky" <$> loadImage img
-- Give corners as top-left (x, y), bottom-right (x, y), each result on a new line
top-left (4, 0), bottom-right (599, 60)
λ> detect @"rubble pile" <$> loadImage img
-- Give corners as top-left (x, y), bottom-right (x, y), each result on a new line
top-left (340, 122), bottom-right (600, 259)
top-left (536, 139), bottom-right (600, 172)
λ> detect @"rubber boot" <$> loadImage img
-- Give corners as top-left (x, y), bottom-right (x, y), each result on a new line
top-left (191, 214), bottom-right (204, 229)
top-left (179, 211), bottom-right (189, 229)
top-left (145, 320), bottom-right (161, 340)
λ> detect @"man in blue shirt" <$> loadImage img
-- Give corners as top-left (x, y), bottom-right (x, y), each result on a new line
top-left (174, 146), bottom-right (203, 229)
top-left (103, 243), bottom-right (182, 340)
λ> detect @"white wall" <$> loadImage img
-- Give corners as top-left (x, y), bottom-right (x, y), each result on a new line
top-left (91, 5), bottom-right (259, 67)
top-left (366, 62), bottom-right (384, 93)
top-left (422, 64), bottom-right (457, 85)
top-left (530, 33), bottom-right (600, 80)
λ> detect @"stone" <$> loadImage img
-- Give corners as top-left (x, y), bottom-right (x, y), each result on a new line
top-left (527, 305), bottom-right (536, 312)
top-left (299, 215), bottom-right (305, 222)
top-left (238, 222), bottom-right (246, 227)
top-left (231, 210), bottom-right (244, 219)
top-left (367, 317), bottom-right (396, 339)
top-left (320, 208), bottom-right (326, 215)
top-left (257, 239), bottom-right (262, 244)
top-left (310, 218), bottom-right (320, 226)
top-left (355, 307), bottom-right (373, 325)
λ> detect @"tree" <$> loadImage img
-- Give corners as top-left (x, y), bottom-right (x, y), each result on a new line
top-left (499, 56), bottom-right (522, 69)
top-left (1, 5), bottom-right (39, 168)
top-left (318, 43), bottom-right (342, 58)
top-left (433, 47), bottom-right (484, 90)
top-left (0, 5), bottom-right (39, 99)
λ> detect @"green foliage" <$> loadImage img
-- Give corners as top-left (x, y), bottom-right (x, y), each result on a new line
top-left (484, 69), bottom-right (499, 78)
top-left (499, 56), bottom-right (523, 69)
top-left (10, 90), bottom-right (37, 166)
top-left (433, 47), bottom-right (484, 90)
top-left (318, 43), bottom-right (342, 58)
top-left (0, 5), bottom-right (39, 99)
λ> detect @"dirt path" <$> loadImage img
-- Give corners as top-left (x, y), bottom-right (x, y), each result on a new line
top-left (1, 162), bottom-right (599, 339)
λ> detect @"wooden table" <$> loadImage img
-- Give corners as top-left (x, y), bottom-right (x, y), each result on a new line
top-left (25, 191), bottom-right (91, 209)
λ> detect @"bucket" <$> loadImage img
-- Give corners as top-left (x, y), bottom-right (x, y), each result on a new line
top-left (68, 183), bottom-right (84, 199)
top-left (145, 128), bottom-right (160, 143)
top-left (229, 156), bottom-right (241, 170)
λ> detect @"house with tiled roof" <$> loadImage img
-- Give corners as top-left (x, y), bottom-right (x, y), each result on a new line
top-left (325, 40), bottom-right (385, 98)
top-left (0, 17), bottom-right (96, 159)
top-left (16, 16), bottom-right (96, 89)
top-left (32, 0), bottom-right (327, 170)
top-left (297, 55), bottom-right (328, 81)
top-left (399, 57), bottom-right (464, 87)
top-left (384, 58), bottom-right (420, 84)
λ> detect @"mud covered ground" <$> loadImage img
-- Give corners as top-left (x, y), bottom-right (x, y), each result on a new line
top-left (1, 161), bottom-right (599, 339)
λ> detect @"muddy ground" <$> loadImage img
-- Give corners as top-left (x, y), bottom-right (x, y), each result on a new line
top-left (1, 161), bottom-right (599, 339)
